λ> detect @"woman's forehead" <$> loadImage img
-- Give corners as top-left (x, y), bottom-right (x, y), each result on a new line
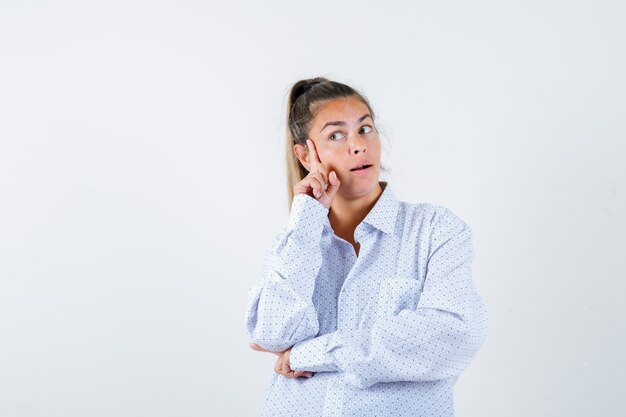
top-left (312, 97), bottom-right (370, 124)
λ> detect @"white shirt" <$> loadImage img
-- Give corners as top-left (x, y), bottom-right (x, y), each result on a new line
top-left (245, 181), bottom-right (488, 417)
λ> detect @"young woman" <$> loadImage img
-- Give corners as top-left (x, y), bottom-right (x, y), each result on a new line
top-left (245, 77), bottom-right (488, 417)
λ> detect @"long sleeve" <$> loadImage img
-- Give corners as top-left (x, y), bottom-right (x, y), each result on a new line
top-left (289, 207), bottom-right (488, 388)
top-left (245, 194), bottom-right (330, 352)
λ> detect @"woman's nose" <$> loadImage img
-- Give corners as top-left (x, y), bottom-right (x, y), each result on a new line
top-left (349, 132), bottom-right (367, 154)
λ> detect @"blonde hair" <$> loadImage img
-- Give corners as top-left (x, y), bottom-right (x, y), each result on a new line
top-left (285, 77), bottom-right (375, 206)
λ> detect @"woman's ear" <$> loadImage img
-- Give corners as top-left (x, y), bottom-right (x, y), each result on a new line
top-left (293, 144), bottom-right (309, 171)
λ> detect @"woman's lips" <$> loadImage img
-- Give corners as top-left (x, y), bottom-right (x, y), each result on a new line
top-left (350, 164), bottom-right (373, 175)
top-left (350, 164), bottom-right (372, 171)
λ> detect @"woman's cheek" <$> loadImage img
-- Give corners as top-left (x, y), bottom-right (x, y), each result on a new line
top-left (325, 162), bottom-right (340, 177)
top-left (319, 152), bottom-right (337, 171)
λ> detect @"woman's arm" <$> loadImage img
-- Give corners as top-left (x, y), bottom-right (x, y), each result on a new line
top-left (245, 193), bottom-right (329, 352)
top-left (289, 207), bottom-right (488, 387)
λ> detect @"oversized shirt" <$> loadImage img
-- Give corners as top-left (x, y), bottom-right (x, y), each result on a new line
top-left (245, 181), bottom-right (488, 417)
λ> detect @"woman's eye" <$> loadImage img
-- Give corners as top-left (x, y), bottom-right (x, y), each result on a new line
top-left (360, 125), bottom-right (373, 134)
top-left (330, 132), bottom-right (345, 141)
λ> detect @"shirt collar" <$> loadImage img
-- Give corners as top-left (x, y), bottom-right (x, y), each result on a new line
top-left (360, 181), bottom-right (399, 235)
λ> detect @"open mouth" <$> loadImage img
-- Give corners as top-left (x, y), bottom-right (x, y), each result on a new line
top-left (350, 164), bottom-right (373, 172)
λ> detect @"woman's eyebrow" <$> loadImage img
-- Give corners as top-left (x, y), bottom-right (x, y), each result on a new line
top-left (320, 114), bottom-right (372, 132)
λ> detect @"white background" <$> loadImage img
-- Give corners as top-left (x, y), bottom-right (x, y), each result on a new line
top-left (1, 0), bottom-right (625, 416)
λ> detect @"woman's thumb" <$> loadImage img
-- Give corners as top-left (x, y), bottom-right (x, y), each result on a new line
top-left (327, 171), bottom-right (341, 194)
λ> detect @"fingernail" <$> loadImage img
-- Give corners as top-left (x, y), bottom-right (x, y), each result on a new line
top-left (314, 190), bottom-right (321, 198)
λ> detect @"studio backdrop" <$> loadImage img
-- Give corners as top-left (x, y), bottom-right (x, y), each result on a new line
top-left (1, 1), bottom-right (624, 416)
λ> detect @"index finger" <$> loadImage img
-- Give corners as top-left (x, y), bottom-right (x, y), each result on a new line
top-left (306, 139), bottom-right (322, 169)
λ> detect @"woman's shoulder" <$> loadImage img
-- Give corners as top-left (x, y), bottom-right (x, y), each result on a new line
top-left (396, 198), bottom-right (470, 233)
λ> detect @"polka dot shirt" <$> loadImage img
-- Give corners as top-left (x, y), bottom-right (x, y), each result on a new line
top-left (245, 181), bottom-right (488, 417)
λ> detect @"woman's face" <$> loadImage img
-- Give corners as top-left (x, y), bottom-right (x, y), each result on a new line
top-left (295, 96), bottom-right (382, 200)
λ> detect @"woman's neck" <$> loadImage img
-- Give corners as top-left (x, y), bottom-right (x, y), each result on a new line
top-left (328, 182), bottom-right (384, 244)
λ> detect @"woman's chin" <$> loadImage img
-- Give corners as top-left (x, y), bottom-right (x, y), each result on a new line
top-left (340, 177), bottom-right (381, 199)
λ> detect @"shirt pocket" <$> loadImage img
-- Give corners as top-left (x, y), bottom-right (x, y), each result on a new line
top-left (375, 278), bottom-right (423, 319)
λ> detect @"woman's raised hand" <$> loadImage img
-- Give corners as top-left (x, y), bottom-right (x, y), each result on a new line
top-left (293, 139), bottom-right (341, 209)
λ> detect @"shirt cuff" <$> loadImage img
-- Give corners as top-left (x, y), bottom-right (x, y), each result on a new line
top-left (287, 194), bottom-right (329, 242)
top-left (289, 332), bottom-right (340, 373)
